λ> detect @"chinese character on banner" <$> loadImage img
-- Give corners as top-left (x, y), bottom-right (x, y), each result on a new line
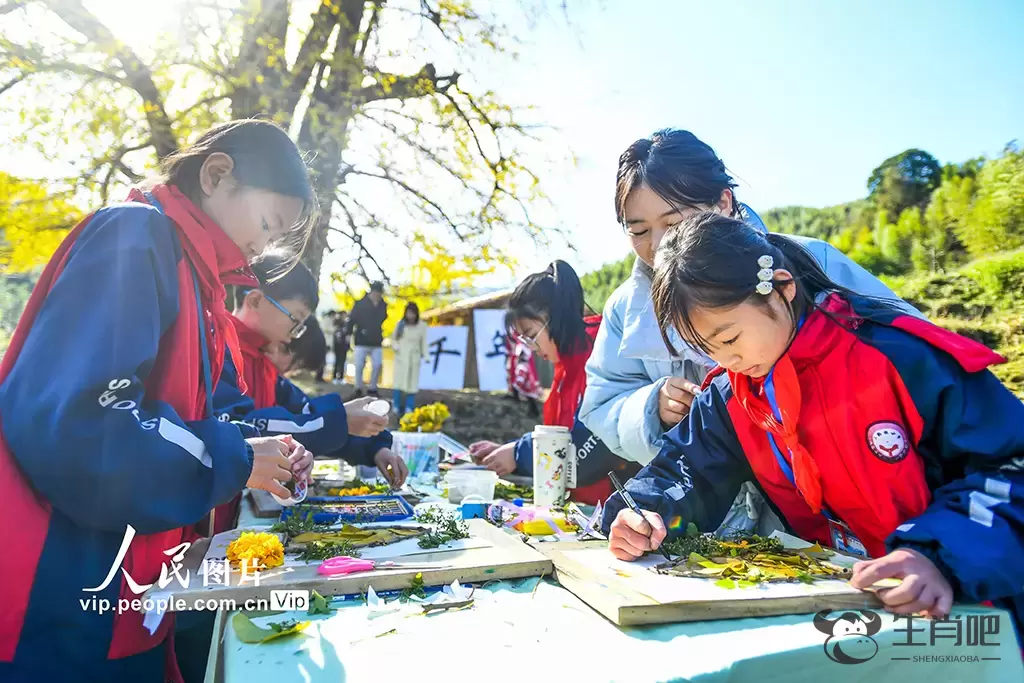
top-left (238, 558), bottom-right (262, 587)
top-left (929, 615), bottom-right (963, 646)
top-left (201, 559), bottom-right (232, 587)
top-left (892, 614), bottom-right (928, 647)
top-left (84, 525), bottom-right (153, 595)
top-left (427, 336), bottom-right (462, 374)
top-left (485, 330), bottom-right (508, 359)
top-left (966, 614), bottom-right (1001, 647)
top-left (157, 542), bottom-right (192, 589)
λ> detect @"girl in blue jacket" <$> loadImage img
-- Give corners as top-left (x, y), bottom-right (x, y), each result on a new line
top-left (0, 120), bottom-right (315, 682)
top-left (578, 128), bottom-right (922, 534)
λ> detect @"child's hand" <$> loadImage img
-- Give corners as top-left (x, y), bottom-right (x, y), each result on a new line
top-left (658, 377), bottom-right (701, 428)
top-left (469, 440), bottom-right (500, 463)
top-left (374, 449), bottom-right (409, 488)
top-left (282, 436), bottom-right (313, 485)
top-left (608, 508), bottom-right (667, 561)
top-left (245, 436), bottom-right (293, 498)
top-left (480, 442), bottom-right (516, 476)
top-left (344, 396), bottom-right (389, 437)
top-left (850, 548), bottom-right (954, 618)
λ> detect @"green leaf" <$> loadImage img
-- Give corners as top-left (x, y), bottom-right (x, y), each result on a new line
top-left (714, 578), bottom-right (736, 590)
top-left (685, 522), bottom-right (700, 538)
top-left (736, 580), bottom-right (758, 589)
top-left (232, 613), bottom-right (310, 644)
top-left (307, 590), bottom-right (333, 616)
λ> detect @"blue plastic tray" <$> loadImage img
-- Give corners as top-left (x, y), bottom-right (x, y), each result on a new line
top-left (279, 495), bottom-right (414, 524)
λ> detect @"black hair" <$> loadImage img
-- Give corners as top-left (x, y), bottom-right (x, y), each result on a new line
top-left (403, 302), bottom-right (420, 324)
top-left (284, 316), bottom-right (327, 373)
top-left (615, 129), bottom-right (739, 226)
top-left (650, 212), bottom-right (862, 355)
top-left (505, 260), bottom-right (593, 357)
top-left (155, 119), bottom-right (318, 257)
top-left (237, 250), bottom-right (320, 312)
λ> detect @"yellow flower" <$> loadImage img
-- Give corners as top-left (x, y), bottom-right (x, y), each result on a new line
top-left (226, 532), bottom-right (285, 570)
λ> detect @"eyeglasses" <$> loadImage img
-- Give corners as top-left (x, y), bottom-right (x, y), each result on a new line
top-left (264, 294), bottom-right (307, 339)
top-left (513, 321), bottom-right (548, 349)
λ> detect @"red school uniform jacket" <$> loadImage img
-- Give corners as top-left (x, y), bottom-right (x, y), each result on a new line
top-left (604, 294), bottom-right (1024, 633)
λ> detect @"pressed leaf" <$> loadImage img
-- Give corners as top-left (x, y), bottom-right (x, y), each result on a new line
top-left (232, 614), bottom-right (311, 644)
top-left (714, 578), bottom-right (736, 590)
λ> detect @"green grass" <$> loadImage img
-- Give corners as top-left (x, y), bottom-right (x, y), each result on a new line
top-left (887, 250), bottom-right (1024, 398)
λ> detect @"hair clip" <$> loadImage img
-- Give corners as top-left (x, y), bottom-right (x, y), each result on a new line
top-left (755, 255), bottom-right (774, 295)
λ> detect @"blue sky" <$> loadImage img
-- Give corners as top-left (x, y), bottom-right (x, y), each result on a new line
top-left (495, 0), bottom-right (1024, 277)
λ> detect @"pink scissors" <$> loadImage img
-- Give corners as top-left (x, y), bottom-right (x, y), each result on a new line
top-left (317, 556), bottom-right (448, 576)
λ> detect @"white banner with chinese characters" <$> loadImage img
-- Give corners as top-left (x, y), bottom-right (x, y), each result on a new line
top-left (418, 325), bottom-right (468, 390)
top-left (473, 309), bottom-right (509, 392)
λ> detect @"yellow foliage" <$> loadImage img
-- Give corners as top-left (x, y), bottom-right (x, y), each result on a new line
top-left (0, 173), bottom-right (82, 273)
top-left (329, 233), bottom-right (514, 337)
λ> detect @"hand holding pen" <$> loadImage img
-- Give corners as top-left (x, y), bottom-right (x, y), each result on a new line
top-left (607, 471), bottom-right (671, 562)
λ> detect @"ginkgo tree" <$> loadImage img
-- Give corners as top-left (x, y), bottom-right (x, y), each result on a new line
top-left (0, 171), bottom-right (82, 272)
top-left (0, 0), bottom-right (568, 281)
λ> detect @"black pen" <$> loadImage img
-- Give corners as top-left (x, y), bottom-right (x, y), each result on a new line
top-left (608, 471), bottom-right (672, 561)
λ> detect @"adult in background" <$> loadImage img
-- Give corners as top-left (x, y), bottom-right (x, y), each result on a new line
top-left (469, 261), bottom-right (638, 505)
top-left (579, 128), bottom-right (922, 533)
top-left (391, 302), bottom-right (429, 417)
top-left (347, 282), bottom-right (388, 396)
top-left (332, 310), bottom-right (350, 384)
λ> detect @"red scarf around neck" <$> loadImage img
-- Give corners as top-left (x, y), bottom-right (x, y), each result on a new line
top-left (543, 315), bottom-right (601, 428)
top-left (127, 186), bottom-right (255, 405)
top-left (230, 316), bottom-right (278, 410)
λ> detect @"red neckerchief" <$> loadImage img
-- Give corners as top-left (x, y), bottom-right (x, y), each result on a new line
top-left (230, 316), bottom-right (278, 410)
top-left (127, 185), bottom-right (256, 405)
top-left (543, 316), bottom-right (601, 428)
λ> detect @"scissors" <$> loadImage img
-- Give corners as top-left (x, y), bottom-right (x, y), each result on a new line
top-left (317, 556), bottom-right (450, 576)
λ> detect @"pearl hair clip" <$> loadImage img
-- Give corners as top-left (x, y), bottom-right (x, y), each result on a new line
top-left (755, 255), bottom-right (774, 295)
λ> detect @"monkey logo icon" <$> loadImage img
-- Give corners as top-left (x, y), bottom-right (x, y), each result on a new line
top-left (813, 610), bottom-right (882, 664)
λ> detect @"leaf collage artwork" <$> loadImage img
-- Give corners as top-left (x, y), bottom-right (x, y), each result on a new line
top-left (656, 524), bottom-right (852, 589)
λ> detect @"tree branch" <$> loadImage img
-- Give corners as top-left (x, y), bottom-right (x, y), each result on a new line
top-left (284, 0), bottom-right (340, 116)
top-left (348, 168), bottom-right (465, 240)
top-left (43, 0), bottom-right (177, 157)
top-left (353, 63), bottom-right (459, 104)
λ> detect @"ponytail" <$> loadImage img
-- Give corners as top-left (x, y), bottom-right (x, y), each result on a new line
top-left (651, 212), bottom-right (869, 355)
top-left (506, 259), bottom-right (593, 357)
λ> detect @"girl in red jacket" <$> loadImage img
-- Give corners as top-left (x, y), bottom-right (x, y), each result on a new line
top-left (470, 260), bottom-right (639, 505)
top-left (605, 212), bottom-right (1024, 630)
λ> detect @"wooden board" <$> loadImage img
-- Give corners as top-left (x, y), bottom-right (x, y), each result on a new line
top-left (247, 489), bottom-right (283, 518)
top-left (146, 519), bottom-right (551, 611)
top-left (538, 542), bottom-right (882, 627)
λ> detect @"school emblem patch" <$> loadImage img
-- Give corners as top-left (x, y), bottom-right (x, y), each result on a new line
top-left (866, 422), bottom-right (909, 463)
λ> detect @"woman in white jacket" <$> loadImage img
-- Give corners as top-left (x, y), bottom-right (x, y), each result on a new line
top-left (579, 129), bottom-right (923, 534)
top-left (391, 302), bottom-right (429, 416)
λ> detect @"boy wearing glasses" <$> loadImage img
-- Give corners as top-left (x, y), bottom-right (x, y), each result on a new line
top-left (211, 255), bottom-right (406, 532)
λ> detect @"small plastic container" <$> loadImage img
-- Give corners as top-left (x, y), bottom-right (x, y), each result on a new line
top-left (443, 468), bottom-right (498, 504)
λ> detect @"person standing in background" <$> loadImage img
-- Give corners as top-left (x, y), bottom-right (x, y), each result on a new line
top-left (315, 311), bottom-right (334, 383)
top-left (332, 310), bottom-right (350, 384)
top-left (347, 282), bottom-right (388, 397)
top-left (391, 302), bottom-right (429, 417)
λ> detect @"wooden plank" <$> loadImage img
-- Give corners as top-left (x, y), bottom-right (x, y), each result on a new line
top-left (541, 544), bottom-right (882, 627)
top-left (147, 520), bottom-right (551, 610)
top-left (247, 489), bottom-right (283, 518)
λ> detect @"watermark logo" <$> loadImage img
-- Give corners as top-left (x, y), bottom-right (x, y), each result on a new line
top-left (271, 590), bottom-right (310, 611)
top-left (813, 611), bottom-right (1003, 665)
top-left (814, 609), bottom-right (882, 664)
